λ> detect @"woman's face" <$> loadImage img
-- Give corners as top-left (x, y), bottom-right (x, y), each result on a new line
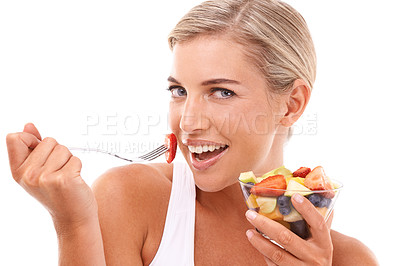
top-left (168, 35), bottom-right (287, 192)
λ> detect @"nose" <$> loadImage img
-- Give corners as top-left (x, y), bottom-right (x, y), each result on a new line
top-left (179, 97), bottom-right (210, 134)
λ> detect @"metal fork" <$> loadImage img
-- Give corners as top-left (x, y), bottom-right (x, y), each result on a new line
top-left (68, 144), bottom-right (168, 162)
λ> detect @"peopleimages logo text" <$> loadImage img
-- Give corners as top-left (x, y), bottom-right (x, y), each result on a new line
top-left (81, 112), bottom-right (317, 136)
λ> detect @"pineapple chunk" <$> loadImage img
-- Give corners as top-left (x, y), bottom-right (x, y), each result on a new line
top-left (286, 177), bottom-right (305, 186)
top-left (261, 206), bottom-right (283, 220)
top-left (246, 194), bottom-right (259, 209)
top-left (284, 179), bottom-right (313, 197)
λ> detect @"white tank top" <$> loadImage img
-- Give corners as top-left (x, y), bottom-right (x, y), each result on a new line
top-left (149, 161), bottom-right (196, 266)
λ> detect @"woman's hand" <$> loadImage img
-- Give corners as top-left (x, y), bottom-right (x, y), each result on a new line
top-left (6, 123), bottom-right (98, 230)
top-left (245, 193), bottom-right (333, 265)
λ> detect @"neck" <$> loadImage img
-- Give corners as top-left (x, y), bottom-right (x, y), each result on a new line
top-left (251, 126), bottom-right (287, 175)
top-left (196, 182), bottom-right (248, 218)
top-left (196, 126), bottom-right (288, 218)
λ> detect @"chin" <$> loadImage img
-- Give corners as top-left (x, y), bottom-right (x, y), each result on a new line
top-left (192, 169), bottom-right (240, 193)
top-left (179, 143), bottom-right (258, 190)
top-left (193, 179), bottom-right (227, 192)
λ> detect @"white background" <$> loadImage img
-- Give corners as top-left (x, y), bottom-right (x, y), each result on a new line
top-left (1, 0), bottom-right (399, 265)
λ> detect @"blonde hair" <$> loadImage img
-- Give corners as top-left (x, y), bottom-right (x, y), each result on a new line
top-left (168, 0), bottom-right (316, 94)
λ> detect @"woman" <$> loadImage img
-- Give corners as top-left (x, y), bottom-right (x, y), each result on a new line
top-left (6, 0), bottom-right (378, 265)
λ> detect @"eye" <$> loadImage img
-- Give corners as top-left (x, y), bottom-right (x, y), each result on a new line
top-left (210, 88), bottom-right (236, 99)
top-left (167, 85), bottom-right (187, 97)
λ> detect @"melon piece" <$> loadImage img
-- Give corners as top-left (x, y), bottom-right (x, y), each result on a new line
top-left (239, 171), bottom-right (257, 184)
top-left (273, 166), bottom-right (293, 178)
top-left (261, 166), bottom-right (292, 180)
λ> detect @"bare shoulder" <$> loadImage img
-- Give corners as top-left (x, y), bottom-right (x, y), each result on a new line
top-left (92, 163), bottom-right (173, 265)
top-left (92, 162), bottom-right (173, 209)
top-left (93, 162), bottom-right (173, 194)
top-left (331, 230), bottom-right (379, 266)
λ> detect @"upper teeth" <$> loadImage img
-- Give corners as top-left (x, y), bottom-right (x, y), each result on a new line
top-left (188, 144), bottom-right (226, 154)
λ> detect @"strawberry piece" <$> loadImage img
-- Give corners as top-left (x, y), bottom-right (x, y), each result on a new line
top-left (293, 167), bottom-right (311, 178)
top-left (164, 133), bottom-right (177, 164)
top-left (304, 166), bottom-right (335, 198)
top-left (250, 175), bottom-right (287, 197)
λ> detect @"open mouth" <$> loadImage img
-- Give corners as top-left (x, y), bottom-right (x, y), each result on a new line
top-left (188, 144), bottom-right (229, 170)
top-left (191, 144), bottom-right (229, 161)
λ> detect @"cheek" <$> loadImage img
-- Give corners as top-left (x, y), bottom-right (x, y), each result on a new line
top-left (225, 109), bottom-right (277, 161)
top-left (251, 112), bottom-right (278, 135)
top-left (168, 102), bottom-right (181, 132)
top-left (220, 108), bottom-right (277, 137)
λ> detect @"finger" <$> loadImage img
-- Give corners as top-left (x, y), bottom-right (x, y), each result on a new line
top-left (291, 194), bottom-right (331, 246)
top-left (23, 123), bottom-right (42, 141)
top-left (6, 132), bottom-right (41, 173)
top-left (326, 210), bottom-right (334, 229)
top-left (22, 137), bottom-right (58, 168)
top-left (40, 156), bottom-right (83, 192)
top-left (246, 229), bottom-right (298, 265)
top-left (58, 156), bottom-right (82, 178)
top-left (264, 257), bottom-right (278, 266)
top-left (43, 145), bottom-right (72, 173)
top-left (45, 156), bottom-right (83, 193)
top-left (245, 210), bottom-right (306, 257)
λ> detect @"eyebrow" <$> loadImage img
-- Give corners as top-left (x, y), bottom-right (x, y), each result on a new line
top-left (167, 76), bottom-right (241, 86)
top-left (201, 78), bottom-right (240, 86)
top-left (167, 76), bottom-right (180, 84)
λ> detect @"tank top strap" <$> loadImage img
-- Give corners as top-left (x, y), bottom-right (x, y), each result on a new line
top-left (149, 161), bottom-right (196, 266)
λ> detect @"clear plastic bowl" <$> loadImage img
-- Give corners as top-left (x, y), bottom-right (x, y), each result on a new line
top-left (238, 179), bottom-right (343, 239)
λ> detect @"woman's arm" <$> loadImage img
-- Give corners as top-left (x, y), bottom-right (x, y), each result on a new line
top-left (92, 165), bottom-right (149, 266)
top-left (91, 163), bottom-right (172, 265)
top-left (331, 230), bottom-right (379, 266)
top-left (6, 123), bottom-right (106, 266)
top-left (55, 216), bottom-right (105, 266)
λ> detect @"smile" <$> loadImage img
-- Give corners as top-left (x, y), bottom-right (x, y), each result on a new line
top-left (188, 144), bottom-right (229, 170)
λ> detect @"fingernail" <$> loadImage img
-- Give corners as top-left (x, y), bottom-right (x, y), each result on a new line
top-left (293, 193), bottom-right (304, 203)
top-left (246, 210), bottom-right (257, 220)
top-left (246, 230), bottom-right (254, 239)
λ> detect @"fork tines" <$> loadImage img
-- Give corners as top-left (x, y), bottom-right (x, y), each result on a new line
top-left (138, 145), bottom-right (168, 161)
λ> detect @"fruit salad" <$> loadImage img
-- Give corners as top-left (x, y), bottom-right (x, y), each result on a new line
top-left (238, 166), bottom-right (342, 239)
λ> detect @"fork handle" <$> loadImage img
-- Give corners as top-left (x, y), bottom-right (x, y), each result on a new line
top-left (67, 147), bottom-right (143, 163)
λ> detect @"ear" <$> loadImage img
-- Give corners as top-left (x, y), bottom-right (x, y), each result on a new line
top-left (280, 79), bottom-right (311, 127)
